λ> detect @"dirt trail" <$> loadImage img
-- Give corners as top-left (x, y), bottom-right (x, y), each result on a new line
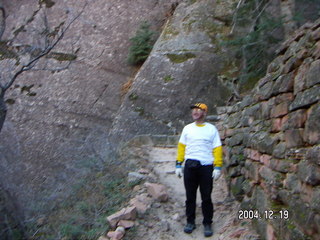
top-left (132, 147), bottom-right (260, 240)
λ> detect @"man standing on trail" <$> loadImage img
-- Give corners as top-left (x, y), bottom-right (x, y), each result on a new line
top-left (175, 103), bottom-right (223, 237)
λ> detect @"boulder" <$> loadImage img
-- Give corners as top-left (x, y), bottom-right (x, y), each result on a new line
top-left (129, 193), bottom-right (151, 215)
top-left (106, 206), bottom-right (137, 229)
top-left (128, 172), bottom-right (147, 183)
top-left (145, 182), bottom-right (168, 202)
top-left (118, 220), bottom-right (135, 229)
top-left (98, 236), bottom-right (109, 240)
top-left (107, 230), bottom-right (125, 240)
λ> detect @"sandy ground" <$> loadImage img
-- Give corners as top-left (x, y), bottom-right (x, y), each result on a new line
top-left (130, 147), bottom-right (260, 240)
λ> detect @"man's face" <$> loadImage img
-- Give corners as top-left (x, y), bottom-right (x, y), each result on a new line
top-left (191, 108), bottom-right (206, 121)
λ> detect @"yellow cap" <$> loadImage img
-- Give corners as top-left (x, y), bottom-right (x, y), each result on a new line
top-left (190, 103), bottom-right (208, 112)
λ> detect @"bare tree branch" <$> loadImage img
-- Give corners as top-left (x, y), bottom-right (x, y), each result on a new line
top-left (249, 0), bottom-right (270, 32)
top-left (230, 0), bottom-right (244, 34)
top-left (2, 2), bottom-right (87, 91)
top-left (0, 1), bottom-right (87, 132)
top-left (230, 0), bottom-right (271, 34)
top-left (0, 0), bottom-right (5, 39)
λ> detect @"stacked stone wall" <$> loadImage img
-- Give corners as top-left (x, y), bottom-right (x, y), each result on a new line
top-left (218, 19), bottom-right (320, 240)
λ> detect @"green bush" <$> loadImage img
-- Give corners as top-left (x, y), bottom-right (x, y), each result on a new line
top-left (56, 175), bottom-right (133, 240)
top-left (20, 165), bottom-right (136, 240)
top-left (127, 21), bottom-right (156, 65)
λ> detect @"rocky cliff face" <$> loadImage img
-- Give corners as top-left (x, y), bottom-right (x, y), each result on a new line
top-left (0, 0), bottom-right (180, 220)
top-left (110, 0), bottom-right (236, 143)
top-left (219, 20), bottom-right (320, 240)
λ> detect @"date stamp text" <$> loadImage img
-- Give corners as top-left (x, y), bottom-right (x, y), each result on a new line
top-left (238, 209), bottom-right (289, 220)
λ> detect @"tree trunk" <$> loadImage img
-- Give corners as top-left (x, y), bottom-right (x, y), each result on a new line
top-left (0, 89), bottom-right (7, 133)
top-left (0, 0), bottom-right (5, 39)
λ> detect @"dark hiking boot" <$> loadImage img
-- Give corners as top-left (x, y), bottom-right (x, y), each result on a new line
top-left (184, 223), bottom-right (196, 234)
top-left (204, 224), bottom-right (213, 237)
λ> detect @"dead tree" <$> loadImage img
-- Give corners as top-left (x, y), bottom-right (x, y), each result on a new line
top-left (0, 2), bottom-right (86, 132)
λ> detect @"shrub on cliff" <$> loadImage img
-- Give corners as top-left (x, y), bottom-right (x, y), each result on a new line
top-left (127, 21), bottom-right (156, 65)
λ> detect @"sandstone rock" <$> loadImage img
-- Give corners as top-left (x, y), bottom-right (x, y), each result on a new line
top-left (229, 166), bottom-right (242, 178)
top-left (259, 166), bottom-right (283, 188)
top-left (226, 154), bottom-right (239, 168)
top-left (306, 59), bottom-right (320, 87)
top-left (275, 92), bottom-right (294, 104)
top-left (106, 206), bottom-right (137, 229)
top-left (98, 236), bottom-right (109, 240)
top-left (290, 85), bottom-right (320, 111)
top-left (128, 172), bottom-right (147, 183)
top-left (260, 99), bottom-right (273, 119)
top-left (107, 230), bottom-right (124, 240)
top-left (270, 102), bottom-right (289, 118)
top-left (260, 154), bottom-right (272, 167)
top-left (230, 176), bottom-right (245, 201)
top-left (115, 226), bottom-right (125, 234)
top-left (256, 80), bottom-right (274, 101)
top-left (272, 72), bottom-right (294, 94)
top-left (129, 194), bottom-right (151, 215)
top-left (311, 188), bottom-right (320, 211)
top-left (272, 142), bottom-right (286, 159)
top-left (250, 132), bottom-right (277, 155)
top-left (118, 220), bottom-right (135, 229)
top-left (306, 146), bottom-right (320, 166)
top-left (132, 185), bottom-right (142, 192)
top-left (282, 109), bottom-right (307, 130)
top-left (227, 133), bottom-right (243, 147)
top-left (312, 41), bottom-right (320, 58)
top-left (304, 103), bottom-right (320, 145)
top-left (246, 149), bottom-right (261, 161)
top-left (242, 179), bottom-right (255, 197)
top-left (270, 159), bottom-right (295, 173)
top-left (297, 162), bottom-right (320, 186)
top-left (288, 195), bottom-right (317, 236)
top-left (266, 224), bottom-right (276, 240)
top-left (145, 182), bottom-right (168, 202)
top-left (284, 129), bottom-right (304, 148)
top-left (229, 228), bottom-right (247, 238)
top-left (271, 118), bottom-right (282, 133)
top-left (293, 61), bottom-right (310, 94)
top-left (153, 219), bottom-right (170, 232)
top-left (227, 112), bottom-right (241, 128)
top-left (244, 161), bottom-right (260, 183)
top-left (283, 56), bottom-right (302, 74)
top-left (138, 168), bottom-right (150, 174)
top-left (283, 173), bottom-right (301, 193)
top-left (172, 213), bottom-right (181, 221)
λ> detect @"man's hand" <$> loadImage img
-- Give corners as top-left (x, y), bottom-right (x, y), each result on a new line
top-left (212, 168), bottom-right (221, 180)
top-left (175, 167), bottom-right (183, 178)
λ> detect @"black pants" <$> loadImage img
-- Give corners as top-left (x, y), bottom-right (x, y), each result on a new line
top-left (183, 159), bottom-right (213, 225)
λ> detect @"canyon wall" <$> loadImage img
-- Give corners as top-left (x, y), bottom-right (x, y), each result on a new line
top-left (110, 0), bottom-right (237, 142)
top-left (0, 0), bottom-right (181, 219)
